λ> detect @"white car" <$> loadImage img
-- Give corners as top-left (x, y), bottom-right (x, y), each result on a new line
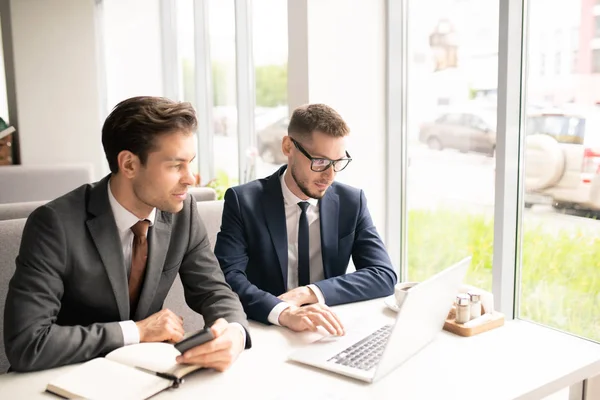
top-left (524, 109), bottom-right (600, 211)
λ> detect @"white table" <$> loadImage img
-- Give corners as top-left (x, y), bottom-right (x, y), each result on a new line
top-left (1, 299), bottom-right (599, 400)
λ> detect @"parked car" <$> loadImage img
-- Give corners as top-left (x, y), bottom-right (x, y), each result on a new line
top-left (418, 111), bottom-right (497, 156)
top-left (257, 117), bottom-right (289, 164)
top-left (524, 108), bottom-right (600, 211)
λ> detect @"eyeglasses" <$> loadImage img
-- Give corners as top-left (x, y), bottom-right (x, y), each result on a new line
top-left (290, 138), bottom-right (352, 172)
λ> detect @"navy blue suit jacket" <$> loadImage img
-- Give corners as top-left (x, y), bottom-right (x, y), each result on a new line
top-left (214, 166), bottom-right (397, 324)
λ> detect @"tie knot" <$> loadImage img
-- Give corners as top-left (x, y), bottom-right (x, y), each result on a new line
top-left (297, 201), bottom-right (309, 213)
top-left (131, 219), bottom-right (150, 238)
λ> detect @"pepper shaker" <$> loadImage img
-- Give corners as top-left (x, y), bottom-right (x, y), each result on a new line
top-left (468, 292), bottom-right (482, 319)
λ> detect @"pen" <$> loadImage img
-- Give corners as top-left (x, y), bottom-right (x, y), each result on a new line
top-left (134, 366), bottom-right (183, 387)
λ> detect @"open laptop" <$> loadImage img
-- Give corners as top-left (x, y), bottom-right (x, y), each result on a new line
top-left (288, 256), bottom-right (471, 383)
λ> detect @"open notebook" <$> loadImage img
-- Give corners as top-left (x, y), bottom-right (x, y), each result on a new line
top-left (46, 342), bottom-right (202, 400)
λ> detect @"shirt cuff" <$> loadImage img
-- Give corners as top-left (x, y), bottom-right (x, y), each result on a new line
top-left (229, 322), bottom-right (247, 349)
top-left (119, 320), bottom-right (140, 346)
top-left (307, 284), bottom-right (326, 304)
top-left (267, 302), bottom-right (292, 326)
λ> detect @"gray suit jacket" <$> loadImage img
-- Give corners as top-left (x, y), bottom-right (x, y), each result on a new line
top-left (4, 176), bottom-right (250, 372)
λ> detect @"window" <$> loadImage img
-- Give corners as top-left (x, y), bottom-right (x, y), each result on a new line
top-left (555, 52), bottom-right (561, 75)
top-left (443, 113), bottom-right (463, 124)
top-left (523, 0), bottom-right (599, 342)
top-left (595, 16), bottom-right (600, 38)
top-left (406, 0), bottom-right (498, 290)
top-left (253, 0), bottom-right (288, 177)
top-left (176, 0), bottom-right (195, 106)
top-left (526, 115), bottom-right (585, 144)
top-left (209, 0), bottom-right (239, 187)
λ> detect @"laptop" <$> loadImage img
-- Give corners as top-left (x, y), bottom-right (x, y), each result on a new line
top-left (288, 256), bottom-right (471, 383)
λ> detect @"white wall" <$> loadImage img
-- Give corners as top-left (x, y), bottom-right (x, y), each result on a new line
top-left (10, 0), bottom-right (104, 178)
top-left (102, 0), bottom-right (163, 112)
top-left (0, 18), bottom-right (9, 122)
top-left (303, 0), bottom-right (387, 238)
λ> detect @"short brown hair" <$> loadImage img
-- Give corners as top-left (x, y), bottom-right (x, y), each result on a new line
top-left (102, 96), bottom-right (197, 173)
top-left (288, 104), bottom-right (349, 140)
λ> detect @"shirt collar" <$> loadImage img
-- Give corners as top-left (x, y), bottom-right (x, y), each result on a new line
top-left (108, 179), bottom-right (156, 232)
top-left (280, 168), bottom-right (319, 208)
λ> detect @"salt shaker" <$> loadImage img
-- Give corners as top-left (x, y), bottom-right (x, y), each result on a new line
top-left (455, 294), bottom-right (471, 324)
top-left (468, 292), bottom-right (482, 319)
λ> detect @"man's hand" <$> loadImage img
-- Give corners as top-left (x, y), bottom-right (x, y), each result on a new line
top-left (135, 308), bottom-right (184, 343)
top-left (277, 286), bottom-right (318, 306)
top-left (279, 304), bottom-right (345, 336)
top-left (175, 318), bottom-right (244, 372)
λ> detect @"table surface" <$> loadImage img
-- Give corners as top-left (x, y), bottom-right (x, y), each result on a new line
top-left (1, 298), bottom-right (599, 400)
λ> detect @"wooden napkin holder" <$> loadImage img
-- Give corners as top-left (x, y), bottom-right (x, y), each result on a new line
top-left (443, 304), bottom-right (505, 337)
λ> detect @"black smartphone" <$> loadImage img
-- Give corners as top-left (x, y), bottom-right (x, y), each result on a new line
top-left (174, 328), bottom-right (215, 354)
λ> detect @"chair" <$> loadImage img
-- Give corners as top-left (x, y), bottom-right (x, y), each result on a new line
top-left (0, 164), bottom-right (93, 204)
top-left (187, 186), bottom-right (218, 202)
top-left (164, 200), bottom-right (225, 332)
top-left (0, 218), bottom-right (25, 373)
top-left (0, 201), bottom-right (226, 373)
top-left (0, 201), bottom-right (46, 221)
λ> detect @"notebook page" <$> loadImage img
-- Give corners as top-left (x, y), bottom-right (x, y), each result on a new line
top-left (46, 358), bottom-right (172, 400)
top-left (106, 342), bottom-right (200, 378)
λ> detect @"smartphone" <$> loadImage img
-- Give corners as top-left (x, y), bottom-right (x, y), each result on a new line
top-left (174, 327), bottom-right (215, 354)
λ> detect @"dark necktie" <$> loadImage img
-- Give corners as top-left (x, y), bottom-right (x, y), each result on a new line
top-left (297, 201), bottom-right (310, 287)
top-left (129, 219), bottom-right (150, 317)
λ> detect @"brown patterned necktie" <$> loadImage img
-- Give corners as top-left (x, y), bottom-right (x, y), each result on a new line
top-left (129, 219), bottom-right (150, 318)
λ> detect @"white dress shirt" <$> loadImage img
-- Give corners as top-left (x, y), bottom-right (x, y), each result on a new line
top-left (108, 183), bottom-right (246, 346)
top-left (267, 170), bottom-right (327, 325)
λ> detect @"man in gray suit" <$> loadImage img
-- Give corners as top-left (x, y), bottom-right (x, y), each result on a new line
top-left (4, 96), bottom-right (250, 372)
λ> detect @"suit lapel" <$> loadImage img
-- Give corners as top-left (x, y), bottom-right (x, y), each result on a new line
top-left (86, 176), bottom-right (129, 320)
top-left (319, 189), bottom-right (339, 279)
top-left (134, 211), bottom-right (172, 320)
top-left (262, 167), bottom-right (289, 289)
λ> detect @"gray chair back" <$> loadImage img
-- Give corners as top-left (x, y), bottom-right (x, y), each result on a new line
top-left (0, 164), bottom-right (93, 204)
top-left (0, 218), bottom-right (25, 373)
top-left (0, 201), bottom-right (46, 221)
top-left (188, 187), bottom-right (218, 202)
top-left (164, 201), bottom-right (224, 332)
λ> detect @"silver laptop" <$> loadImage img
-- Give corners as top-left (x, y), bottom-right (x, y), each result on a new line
top-left (288, 256), bottom-right (471, 383)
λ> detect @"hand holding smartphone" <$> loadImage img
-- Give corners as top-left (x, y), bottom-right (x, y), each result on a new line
top-left (174, 327), bottom-right (215, 354)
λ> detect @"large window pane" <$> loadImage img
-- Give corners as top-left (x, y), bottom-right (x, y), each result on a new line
top-left (177, 0), bottom-right (195, 106)
top-left (175, 0), bottom-right (200, 184)
top-left (253, 0), bottom-right (288, 178)
top-left (521, 0), bottom-right (600, 342)
top-left (407, 0), bottom-right (498, 291)
top-left (209, 0), bottom-right (239, 189)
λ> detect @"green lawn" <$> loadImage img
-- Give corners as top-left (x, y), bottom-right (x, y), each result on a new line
top-left (408, 209), bottom-right (600, 342)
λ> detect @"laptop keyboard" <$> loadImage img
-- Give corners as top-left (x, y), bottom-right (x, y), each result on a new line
top-left (327, 324), bottom-right (393, 371)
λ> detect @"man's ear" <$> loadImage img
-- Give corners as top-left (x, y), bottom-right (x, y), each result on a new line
top-left (117, 150), bottom-right (139, 178)
top-left (282, 135), bottom-right (293, 157)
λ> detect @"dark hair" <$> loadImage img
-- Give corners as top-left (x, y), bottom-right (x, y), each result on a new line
top-left (102, 96), bottom-right (197, 173)
top-left (288, 104), bottom-right (350, 140)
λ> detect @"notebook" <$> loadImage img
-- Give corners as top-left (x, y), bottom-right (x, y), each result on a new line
top-left (46, 342), bottom-right (201, 400)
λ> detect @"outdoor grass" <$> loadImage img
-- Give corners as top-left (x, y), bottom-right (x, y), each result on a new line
top-left (408, 209), bottom-right (600, 342)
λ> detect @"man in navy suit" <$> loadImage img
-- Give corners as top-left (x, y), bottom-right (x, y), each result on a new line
top-left (214, 104), bottom-right (397, 334)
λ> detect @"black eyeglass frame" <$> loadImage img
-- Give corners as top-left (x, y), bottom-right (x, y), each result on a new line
top-left (290, 137), bottom-right (353, 172)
